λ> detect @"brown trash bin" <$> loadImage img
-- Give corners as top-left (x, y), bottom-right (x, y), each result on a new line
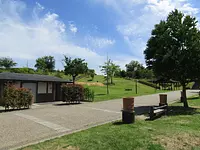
top-left (122, 97), bottom-right (135, 124)
top-left (159, 94), bottom-right (167, 106)
top-left (123, 97), bottom-right (134, 112)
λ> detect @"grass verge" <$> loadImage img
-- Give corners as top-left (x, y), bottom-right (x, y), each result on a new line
top-left (20, 96), bottom-right (200, 150)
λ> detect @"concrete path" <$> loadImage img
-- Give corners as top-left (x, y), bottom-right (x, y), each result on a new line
top-left (0, 90), bottom-right (198, 150)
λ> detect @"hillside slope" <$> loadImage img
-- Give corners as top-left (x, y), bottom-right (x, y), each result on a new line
top-left (77, 75), bottom-right (163, 101)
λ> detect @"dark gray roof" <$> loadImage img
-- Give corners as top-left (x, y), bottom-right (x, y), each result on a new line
top-left (0, 72), bottom-right (71, 82)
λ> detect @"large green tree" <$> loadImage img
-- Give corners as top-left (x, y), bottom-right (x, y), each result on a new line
top-left (125, 60), bottom-right (144, 79)
top-left (63, 56), bottom-right (88, 83)
top-left (35, 56), bottom-right (55, 72)
top-left (0, 57), bottom-right (17, 69)
top-left (144, 9), bottom-right (200, 108)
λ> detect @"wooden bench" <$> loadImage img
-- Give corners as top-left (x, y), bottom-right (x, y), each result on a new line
top-left (149, 105), bottom-right (168, 120)
top-left (125, 88), bottom-right (132, 91)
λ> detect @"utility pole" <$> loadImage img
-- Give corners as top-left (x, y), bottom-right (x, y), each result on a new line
top-left (106, 53), bottom-right (109, 95)
top-left (27, 60), bottom-right (29, 73)
top-left (135, 79), bottom-right (138, 94)
top-left (134, 67), bottom-right (138, 94)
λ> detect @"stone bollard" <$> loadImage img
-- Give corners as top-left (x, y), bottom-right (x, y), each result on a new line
top-left (159, 94), bottom-right (167, 106)
top-left (122, 97), bottom-right (135, 124)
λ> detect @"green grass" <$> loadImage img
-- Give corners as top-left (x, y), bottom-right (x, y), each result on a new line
top-left (21, 97), bottom-right (200, 150)
top-left (78, 75), bottom-right (168, 102)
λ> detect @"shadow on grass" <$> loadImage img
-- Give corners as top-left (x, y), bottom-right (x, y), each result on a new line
top-left (168, 106), bottom-right (200, 116)
top-left (95, 94), bottom-right (106, 96)
top-left (113, 121), bottom-right (125, 125)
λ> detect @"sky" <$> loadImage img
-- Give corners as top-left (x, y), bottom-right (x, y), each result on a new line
top-left (0, 0), bottom-right (200, 74)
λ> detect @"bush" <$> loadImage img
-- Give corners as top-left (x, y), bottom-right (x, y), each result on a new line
top-left (1, 83), bottom-right (33, 110)
top-left (62, 84), bottom-right (84, 103)
top-left (84, 87), bottom-right (94, 102)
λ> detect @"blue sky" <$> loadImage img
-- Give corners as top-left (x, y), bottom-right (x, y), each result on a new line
top-left (0, 0), bottom-right (200, 73)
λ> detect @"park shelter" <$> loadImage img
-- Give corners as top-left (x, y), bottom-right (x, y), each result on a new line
top-left (153, 79), bottom-right (180, 90)
top-left (0, 72), bottom-right (72, 103)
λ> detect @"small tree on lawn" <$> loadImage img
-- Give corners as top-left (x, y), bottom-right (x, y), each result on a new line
top-left (100, 59), bottom-right (120, 84)
top-left (110, 62), bottom-right (120, 84)
top-left (0, 57), bottom-right (17, 69)
top-left (88, 69), bottom-right (95, 80)
top-left (63, 56), bottom-right (88, 83)
top-left (144, 9), bottom-right (200, 108)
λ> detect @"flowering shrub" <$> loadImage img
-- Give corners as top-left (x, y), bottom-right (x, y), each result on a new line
top-left (1, 83), bottom-right (33, 110)
top-left (62, 84), bottom-right (84, 103)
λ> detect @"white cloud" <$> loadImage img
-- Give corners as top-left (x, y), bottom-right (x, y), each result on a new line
top-left (84, 35), bottom-right (115, 49)
top-left (69, 22), bottom-right (78, 34)
top-left (95, 0), bottom-right (199, 58)
top-left (0, 0), bottom-right (107, 72)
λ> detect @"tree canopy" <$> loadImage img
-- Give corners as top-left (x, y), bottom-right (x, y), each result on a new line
top-left (0, 57), bottom-right (17, 69)
top-left (144, 9), bottom-right (200, 107)
top-left (63, 56), bottom-right (88, 83)
top-left (35, 56), bottom-right (55, 72)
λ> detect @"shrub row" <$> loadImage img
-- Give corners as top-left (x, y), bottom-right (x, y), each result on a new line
top-left (0, 84), bottom-right (33, 110)
top-left (62, 84), bottom-right (95, 103)
top-left (84, 87), bottom-right (94, 102)
top-left (138, 80), bottom-right (160, 89)
top-left (62, 84), bottom-right (84, 103)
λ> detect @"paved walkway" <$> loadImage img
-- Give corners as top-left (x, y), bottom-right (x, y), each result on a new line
top-left (0, 90), bottom-right (198, 150)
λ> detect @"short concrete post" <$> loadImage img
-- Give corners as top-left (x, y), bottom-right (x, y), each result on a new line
top-left (122, 97), bottom-right (135, 124)
top-left (159, 94), bottom-right (167, 106)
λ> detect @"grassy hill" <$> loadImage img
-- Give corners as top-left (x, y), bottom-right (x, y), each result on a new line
top-left (77, 75), bottom-right (166, 102)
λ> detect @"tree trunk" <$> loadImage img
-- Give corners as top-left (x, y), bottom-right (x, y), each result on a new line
top-left (111, 76), bottom-right (113, 84)
top-left (72, 76), bottom-right (76, 84)
top-left (182, 85), bottom-right (189, 108)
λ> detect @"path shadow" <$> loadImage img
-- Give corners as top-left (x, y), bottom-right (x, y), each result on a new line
top-left (0, 108), bottom-right (29, 113)
top-left (53, 102), bottom-right (82, 106)
top-left (188, 97), bottom-right (199, 100)
top-left (188, 91), bottom-right (200, 93)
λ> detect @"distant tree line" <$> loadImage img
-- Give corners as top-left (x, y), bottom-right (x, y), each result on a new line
top-left (0, 56), bottom-right (95, 82)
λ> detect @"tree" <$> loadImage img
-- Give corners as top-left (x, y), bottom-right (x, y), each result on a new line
top-left (35, 56), bottom-right (55, 72)
top-left (87, 69), bottom-right (95, 80)
top-left (144, 9), bottom-right (200, 108)
top-left (100, 59), bottom-right (120, 84)
top-left (125, 60), bottom-right (144, 79)
top-left (110, 62), bottom-right (120, 84)
top-left (63, 56), bottom-right (88, 83)
top-left (0, 57), bottom-right (17, 69)
top-left (120, 70), bottom-right (126, 78)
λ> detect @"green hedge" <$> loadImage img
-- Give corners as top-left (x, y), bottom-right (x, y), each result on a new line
top-left (138, 80), bottom-right (160, 89)
top-left (62, 84), bottom-right (95, 103)
top-left (62, 84), bottom-right (84, 103)
top-left (1, 84), bottom-right (33, 110)
top-left (84, 87), bottom-right (94, 102)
